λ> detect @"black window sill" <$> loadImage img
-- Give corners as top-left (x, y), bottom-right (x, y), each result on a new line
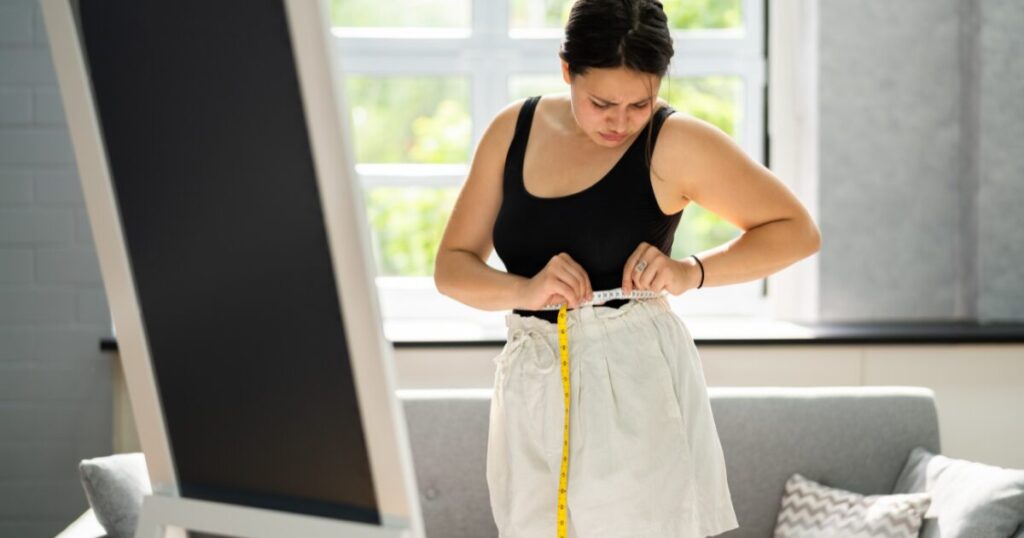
top-left (99, 320), bottom-right (1024, 352)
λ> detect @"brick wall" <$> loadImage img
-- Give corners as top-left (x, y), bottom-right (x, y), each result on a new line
top-left (0, 1), bottom-right (113, 536)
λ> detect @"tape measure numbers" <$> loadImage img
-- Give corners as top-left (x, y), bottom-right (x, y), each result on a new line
top-left (551, 287), bottom-right (665, 537)
top-left (556, 303), bottom-right (570, 537)
top-left (541, 286), bottom-right (666, 311)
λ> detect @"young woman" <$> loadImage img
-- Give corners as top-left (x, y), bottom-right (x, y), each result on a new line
top-left (434, 1), bottom-right (821, 536)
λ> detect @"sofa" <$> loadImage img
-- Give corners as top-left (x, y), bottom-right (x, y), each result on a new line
top-left (56, 386), bottom-right (1024, 537)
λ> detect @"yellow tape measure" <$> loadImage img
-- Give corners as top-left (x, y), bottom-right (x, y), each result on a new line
top-left (552, 288), bottom-right (665, 536)
top-left (556, 302), bottom-right (570, 537)
top-left (541, 287), bottom-right (665, 311)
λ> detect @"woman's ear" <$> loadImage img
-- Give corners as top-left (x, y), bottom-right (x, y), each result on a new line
top-left (561, 59), bottom-right (571, 84)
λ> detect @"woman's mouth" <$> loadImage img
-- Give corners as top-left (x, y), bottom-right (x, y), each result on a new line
top-left (600, 131), bottom-right (626, 142)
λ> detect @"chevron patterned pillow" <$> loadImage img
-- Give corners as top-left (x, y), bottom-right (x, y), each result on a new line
top-left (773, 473), bottom-right (931, 538)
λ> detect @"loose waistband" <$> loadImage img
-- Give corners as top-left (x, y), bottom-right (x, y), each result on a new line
top-left (512, 297), bottom-right (631, 324)
top-left (504, 295), bottom-right (672, 335)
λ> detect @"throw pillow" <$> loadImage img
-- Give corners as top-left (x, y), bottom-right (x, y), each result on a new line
top-left (773, 472), bottom-right (931, 538)
top-left (78, 452), bottom-right (152, 538)
top-left (892, 445), bottom-right (1024, 538)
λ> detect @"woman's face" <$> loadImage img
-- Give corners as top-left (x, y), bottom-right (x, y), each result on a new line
top-left (561, 61), bottom-right (661, 148)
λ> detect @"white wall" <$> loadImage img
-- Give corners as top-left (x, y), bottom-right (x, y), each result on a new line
top-left (112, 343), bottom-right (1024, 471)
top-left (1, 2), bottom-right (111, 536)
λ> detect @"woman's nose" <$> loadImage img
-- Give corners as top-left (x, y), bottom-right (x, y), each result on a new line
top-left (607, 109), bottom-right (627, 131)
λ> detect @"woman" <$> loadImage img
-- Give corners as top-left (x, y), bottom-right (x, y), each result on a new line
top-left (434, 0), bottom-right (821, 536)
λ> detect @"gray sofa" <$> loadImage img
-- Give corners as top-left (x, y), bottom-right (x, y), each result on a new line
top-left (59, 386), bottom-right (948, 537)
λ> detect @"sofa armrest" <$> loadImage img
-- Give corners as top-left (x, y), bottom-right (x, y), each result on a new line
top-left (56, 508), bottom-right (107, 538)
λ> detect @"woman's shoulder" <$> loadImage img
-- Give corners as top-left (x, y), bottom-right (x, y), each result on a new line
top-left (504, 93), bottom-right (554, 127)
top-left (484, 95), bottom-right (537, 136)
top-left (534, 91), bottom-right (582, 116)
top-left (657, 107), bottom-right (724, 147)
top-left (471, 97), bottom-right (535, 163)
top-left (484, 93), bottom-right (559, 141)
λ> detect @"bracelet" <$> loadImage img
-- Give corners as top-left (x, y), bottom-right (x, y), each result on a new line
top-left (690, 254), bottom-right (704, 289)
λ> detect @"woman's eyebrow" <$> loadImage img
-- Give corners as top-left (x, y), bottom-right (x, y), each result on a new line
top-left (591, 94), bottom-right (650, 105)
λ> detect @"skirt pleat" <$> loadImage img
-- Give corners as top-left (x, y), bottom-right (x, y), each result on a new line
top-left (487, 297), bottom-right (739, 538)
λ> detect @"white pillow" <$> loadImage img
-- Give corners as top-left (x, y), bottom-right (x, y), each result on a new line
top-left (78, 452), bottom-right (152, 538)
top-left (773, 472), bottom-right (930, 538)
top-left (892, 446), bottom-right (1024, 537)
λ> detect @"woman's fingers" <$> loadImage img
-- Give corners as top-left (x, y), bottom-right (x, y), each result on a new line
top-left (553, 265), bottom-right (582, 305)
top-left (630, 244), bottom-right (658, 292)
top-left (547, 274), bottom-right (576, 306)
top-left (556, 254), bottom-right (590, 303)
top-left (565, 255), bottom-right (593, 300)
top-left (551, 267), bottom-right (584, 306)
top-left (649, 269), bottom-right (670, 294)
top-left (636, 253), bottom-right (659, 290)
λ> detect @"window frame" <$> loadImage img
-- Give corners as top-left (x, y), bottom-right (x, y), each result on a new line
top-left (332, 0), bottom-right (769, 340)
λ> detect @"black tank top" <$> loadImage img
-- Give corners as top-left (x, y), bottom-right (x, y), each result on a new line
top-left (493, 95), bottom-right (683, 323)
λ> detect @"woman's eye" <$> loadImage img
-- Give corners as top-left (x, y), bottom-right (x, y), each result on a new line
top-left (594, 102), bottom-right (609, 109)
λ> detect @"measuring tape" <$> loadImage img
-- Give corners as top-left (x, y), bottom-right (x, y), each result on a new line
top-left (556, 303), bottom-right (570, 537)
top-left (551, 287), bottom-right (665, 536)
top-left (541, 286), bottom-right (666, 311)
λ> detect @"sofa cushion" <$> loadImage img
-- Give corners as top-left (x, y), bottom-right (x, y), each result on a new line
top-left (78, 452), bottom-right (151, 538)
top-left (892, 445), bottom-right (1024, 537)
top-left (773, 472), bottom-right (930, 537)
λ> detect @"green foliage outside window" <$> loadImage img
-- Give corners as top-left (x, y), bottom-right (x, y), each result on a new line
top-left (334, 1), bottom-right (748, 277)
top-left (344, 76), bottom-right (470, 164)
top-left (658, 77), bottom-right (745, 261)
top-left (329, 0), bottom-right (468, 28)
top-left (365, 187), bottom-right (459, 276)
top-left (511, 0), bottom-right (741, 30)
top-left (661, 0), bottom-right (742, 30)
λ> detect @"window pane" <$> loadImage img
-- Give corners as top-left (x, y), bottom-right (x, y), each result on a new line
top-left (509, 0), bottom-right (572, 30)
top-left (509, 0), bottom-right (742, 31)
top-left (509, 75), bottom-right (743, 137)
top-left (670, 204), bottom-right (740, 261)
top-left (329, 0), bottom-right (470, 28)
top-left (506, 74), bottom-right (742, 256)
top-left (365, 186), bottom-right (458, 277)
top-left (662, 0), bottom-right (742, 30)
top-left (662, 75), bottom-right (744, 254)
top-left (344, 76), bottom-right (471, 164)
top-left (662, 75), bottom-right (743, 137)
top-left (508, 75), bottom-right (567, 101)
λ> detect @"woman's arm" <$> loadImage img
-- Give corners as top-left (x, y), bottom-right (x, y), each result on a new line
top-left (650, 114), bottom-right (822, 289)
top-left (434, 99), bottom-right (529, 311)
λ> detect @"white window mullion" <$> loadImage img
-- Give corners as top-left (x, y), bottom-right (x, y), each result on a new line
top-left (766, 0), bottom-right (820, 321)
top-left (742, 0), bottom-right (767, 164)
top-left (332, 50), bottom-right (466, 75)
top-left (741, 0), bottom-right (765, 55)
top-left (357, 164), bottom-right (467, 189)
top-left (470, 0), bottom-right (509, 145)
top-left (326, 0), bottom-right (771, 330)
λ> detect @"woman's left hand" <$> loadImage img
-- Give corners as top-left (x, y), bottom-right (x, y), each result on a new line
top-left (621, 241), bottom-right (693, 296)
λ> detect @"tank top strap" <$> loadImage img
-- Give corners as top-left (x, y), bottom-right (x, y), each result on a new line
top-left (650, 103), bottom-right (676, 145)
top-left (503, 95), bottom-right (540, 194)
top-left (609, 102), bottom-right (676, 172)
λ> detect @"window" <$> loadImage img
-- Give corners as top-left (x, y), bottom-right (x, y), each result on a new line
top-left (330, 0), bottom-right (768, 341)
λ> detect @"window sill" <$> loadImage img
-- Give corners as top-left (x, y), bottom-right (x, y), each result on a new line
top-left (99, 318), bottom-right (1024, 353)
top-left (377, 318), bottom-right (1024, 347)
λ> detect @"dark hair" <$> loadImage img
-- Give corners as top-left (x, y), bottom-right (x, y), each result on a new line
top-left (559, 0), bottom-right (674, 78)
top-left (558, 0), bottom-right (675, 168)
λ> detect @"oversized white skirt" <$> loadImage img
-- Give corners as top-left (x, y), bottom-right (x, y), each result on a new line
top-left (486, 296), bottom-right (740, 537)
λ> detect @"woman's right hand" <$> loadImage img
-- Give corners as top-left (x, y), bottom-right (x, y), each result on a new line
top-left (517, 253), bottom-right (593, 310)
